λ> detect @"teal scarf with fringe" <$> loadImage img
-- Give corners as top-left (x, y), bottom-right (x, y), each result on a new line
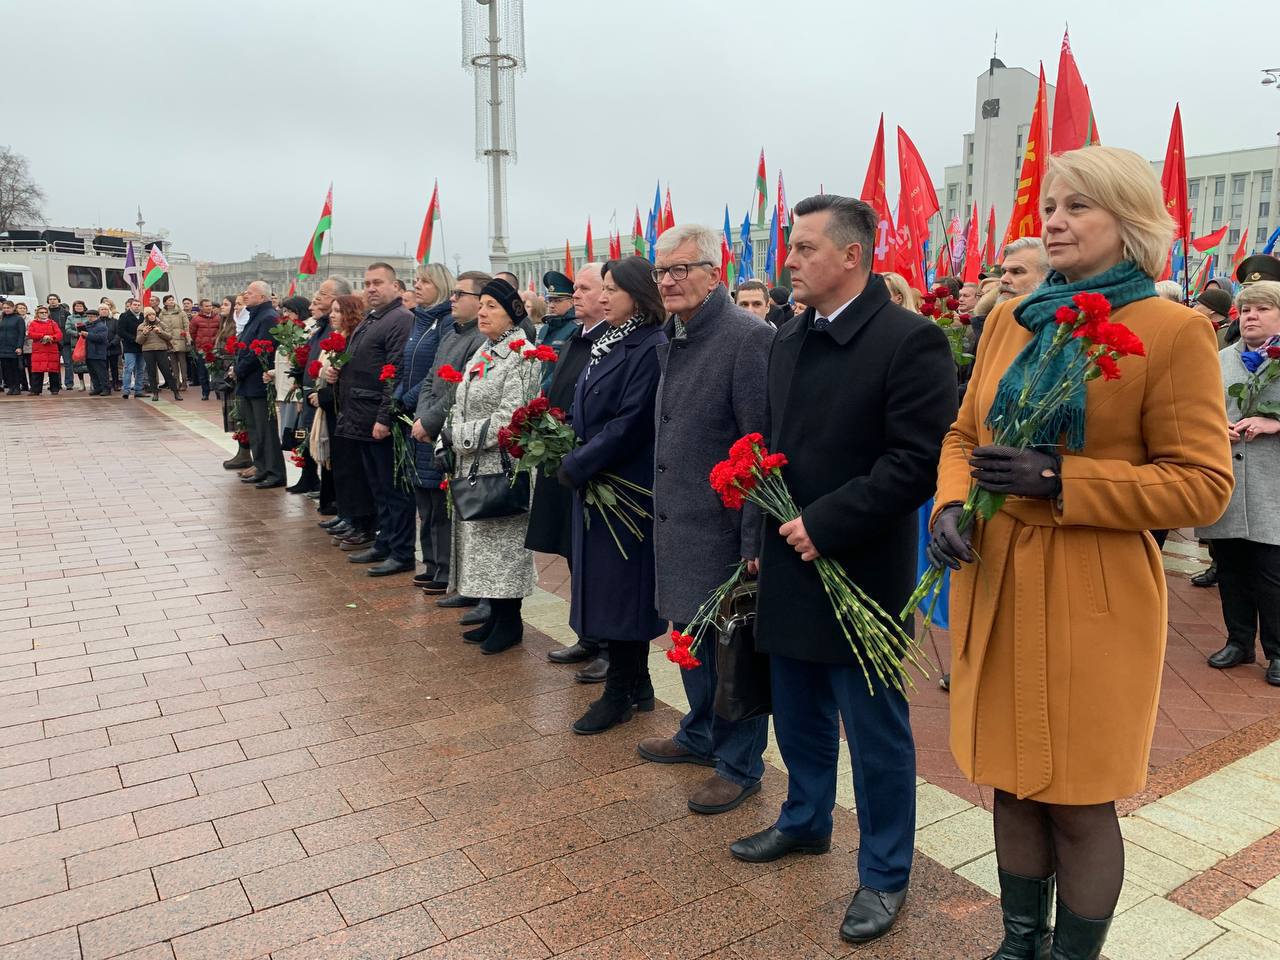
top-left (985, 259), bottom-right (1156, 451)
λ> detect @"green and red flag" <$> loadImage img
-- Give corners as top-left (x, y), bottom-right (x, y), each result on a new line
top-left (754, 150), bottom-right (768, 227)
top-left (296, 183), bottom-right (334, 282)
top-left (1188, 255), bottom-right (1215, 298)
top-left (140, 245), bottom-right (170, 307)
top-left (608, 230), bottom-right (622, 261)
top-left (415, 180), bottom-right (440, 264)
top-left (1083, 91), bottom-right (1101, 146)
top-left (1192, 225), bottom-right (1229, 253)
top-left (1051, 30), bottom-right (1092, 154)
top-left (585, 219), bottom-right (594, 263)
top-left (631, 207), bottom-right (645, 257)
top-left (774, 170), bottom-right (791, 285)
top-left (661, 187), bottom-right (676, 234)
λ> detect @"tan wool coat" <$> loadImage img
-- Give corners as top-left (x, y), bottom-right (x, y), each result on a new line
top-left (934, 295), bottom-right (1233, 804)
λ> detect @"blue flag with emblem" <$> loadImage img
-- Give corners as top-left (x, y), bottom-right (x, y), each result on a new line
top-left (763, 206), bottom-right (777, 280)
top-left (739, 213), bottom-right (754, 281)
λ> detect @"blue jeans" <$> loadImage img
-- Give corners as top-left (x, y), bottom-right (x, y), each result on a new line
top-left (672, 621), bottom-right (767, 788)
top-left (770, 653), bottom-right (916, 892)
top-left (122, 352), bottom-right (145, 395)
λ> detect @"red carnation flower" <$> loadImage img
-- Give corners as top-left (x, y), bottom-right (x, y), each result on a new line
top-left (224, 336), bottom-right (245, 353)
top-left (945, 297), bottom-right (960, 311)
top-left (439, 478), bottom-right (449, 491)
top-left (528, 396), bottom-right (550, 416)
top-left (919, 302), bottom-right (936, 318)
top-left (203, 350), bottom-right (216, 363)
top-left (1072, 291), bottom-right (1111, 323)
top-left (760, 452), bottom-right (789, 472)
top-left (289, 452), bottom-right (307, 467)
top-left (531, 345), bottom-right (558, 362)
top-left (318, 332), bottom-right (347, 353)
top-left (231, 430), bottom-right (249, 444)
top-left (436, 364), bottom-right (464, 383)
top-left (379, 364), bottom-right (397, 382)
top-left (1054, 306), bottom-right (1078, 324)
top-left (1266, 345), bottom-right (1280, 360)
top-left (307, 359), bottom-right (322, 378)
top-left (1093, 353), bottom-right (1122, 381)
top-left (549, 407), bottom-right (566, 421)
top-left (957, 313), bottom-right (971, 326)
top-left (508, 338), bottom-right (527, 351)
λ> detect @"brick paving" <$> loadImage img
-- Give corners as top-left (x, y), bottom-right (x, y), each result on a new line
top-left (0, 394), bottom-right (1277, 959)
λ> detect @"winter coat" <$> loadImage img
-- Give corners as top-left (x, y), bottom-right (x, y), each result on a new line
top-left (445, 333), bottom-right (540, 599)
top-left (47, 304), bottom-right (69, 328)
top-left (83, 317), bottom-right (109, 361)
top-left (0, 312), bottom-right (24, 355)
top-left (27, 318), bottom-right (63, 373)
top-left (189, 313), bottom-right (221, 354)
top-left (937, 294), bottom-right (1233, 804)
top-left (652, 285), bottom-right (774, 624)
top-left (105, 315), bottom-right (121, 356)
top-left (1197, 341), bottom-right (1280, 546)
top-left (524, 319), bottom-right (608, 557)
top-left (232, 303), bottom-right (279, 399)
top-left (299, 315), bottom-right (331, 434)
top-left (65, 311), bottom-right (91, 346)
top-left (414, 317), bottom-right (486, 440)
top-left (560, 323), bottom-right (668, 643)
top-left (136, 316), bottom-right (173, 352)
top-left (394, 301), bottom-right (450, 487)
top-left (336, 298), bottom-right (413, 441)
top-left (118, 310), bottom-right (143, 354)
top-left (159, 306), bottom-right (189, 351)
top-left (535, 308), bottom-right (578, 392)
top-left (756, 275), bottom-right (958, 667)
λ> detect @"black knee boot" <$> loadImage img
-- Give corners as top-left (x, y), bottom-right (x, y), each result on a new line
top-left (632, 660), bottom-right (655, 712)
top-left (573, 641), bottom-right (644, 735)
top-left (480, 598), bottom-right (524, 655)
top-left (223, 443), bottom-right (252, 470)
top-left (462, 600), bottom-right (496, 643)
top-left (987, 870), bottom-right (1053, 960)
top-left (287, 459), bottom-right (320, 494)
top-left (1050, 900), bottom-right (1111, 960)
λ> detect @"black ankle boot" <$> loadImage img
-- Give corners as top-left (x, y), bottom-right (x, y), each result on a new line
top-left (633, 672), bottom-right (655, 711)
top-left (1049, 900), bottom-right (1111, 960)
top-left (287, 465), bottom-right (319, 494)
top-left (573, 642), bottom-right (643, 735)
top-left (480, 598), bottom-right (524, 655)
top-left (462, 602), bottom-right (496, 643)
top-left (223, 443), bottom-right (252, 470)
top-left (986, 870), bottom-right (1053, 960)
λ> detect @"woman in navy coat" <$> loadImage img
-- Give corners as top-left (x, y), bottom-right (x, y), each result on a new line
top-left (560, 256), bottom-right (668, 735)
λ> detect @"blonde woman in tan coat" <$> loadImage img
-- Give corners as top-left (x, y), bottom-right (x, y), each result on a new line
top-left (928, 147), bottom-right (1233, 959)
top-left (158, 295), bottom-right (189, 392)
top-left (137, 306), bottom-right (182, 401)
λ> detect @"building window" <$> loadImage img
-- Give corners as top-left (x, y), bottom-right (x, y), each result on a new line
top-left (105, 269), bottom-right (132, 291)
top-left (966, 184), bottom-right (972, 199)
top-left (1231, 203), bottom-right (1243, 221)
top-left (1263, 173), bottom-right (1273, 195)
top-left (1213, 204), bottom-right (1223, 221)
top-left (0, 271), bottom-right (25, 296)
top-left (1261, 201), bottom-right (1271, 219)
top-left (1188, 180), bottom-right (1200, 200)
top-left (1260, 226), bottom-right (1271, 243)
top-left (968, 141), bottom-right (974, 156)
top-left (1214, 177), bottom-right (1225, 197)
top-left (967, 163), bottom-right (973, 176)
top-left (1232, 175), bottom-right (1246, 195)
top-left (1229, 228), bottom-right (1241, 244)
top-left (947, 185), bottom-right (957, 202)
top-left (67, 266), bottom-right (102, 289)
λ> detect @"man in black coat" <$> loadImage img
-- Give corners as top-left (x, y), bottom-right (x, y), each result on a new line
top-left (728, 197), bottom-right (958, 946)
top-left (327, 262), bottom-right (415, 576)
top-left (524, 264), bottom-right (611, 679)
top-left (118, 298), bottom-right (145, 398)
top-left (231, 280), bottom-right (286, 488)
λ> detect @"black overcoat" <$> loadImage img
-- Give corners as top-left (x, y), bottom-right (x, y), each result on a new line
top-left (756, 275), bottom-right (959, 665)
top-left (560, 324), bottom-right (668, 644)
top-left (336, 298), bottom-right (413, 441)
top-left (524, 320), bottom-right (607, 557)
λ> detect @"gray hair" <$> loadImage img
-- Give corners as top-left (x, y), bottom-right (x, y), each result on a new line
top-left (655, 224), bottom-right (720, 266)
top-left (1154, 280), bottom-right (1183, 302)
top-left (247, 279), bottom-right (272, 297)
top-left (413, 262), bottom-right (455, 307)
top-left (323, 276), bottom-right (352, 296)
top-left (1002, 237), bottom-right (1049, 275)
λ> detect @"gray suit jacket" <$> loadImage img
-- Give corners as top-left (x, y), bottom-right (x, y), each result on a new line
top-left (415, 318), bottom-right (486, 440)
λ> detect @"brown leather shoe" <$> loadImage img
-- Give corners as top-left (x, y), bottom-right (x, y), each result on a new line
top-left (687, 774), bottom-right (761, 815)
top-left (636, 737), bottom-right (715, 767)
top-left (238, 466), bottom-right (257, 479)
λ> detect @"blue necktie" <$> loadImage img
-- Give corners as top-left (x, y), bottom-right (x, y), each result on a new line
top-left (812, 315), bottom-right (831, 331)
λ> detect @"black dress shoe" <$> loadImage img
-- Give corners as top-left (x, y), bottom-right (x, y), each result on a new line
top-left (367, 558), bottom-right (414, 577)
top-left (254, 478), bottom-right (285, 489)
top-left (575, 656), bottom-right (609, 684)
top-left (420, 580), bottom-right (448, 595)
top-left (1190, 562), bottom-right (1219, 587)
top-left (1268, 660), bottom-right (1280, 687)
top-left (412, 571), bottom-right (435, 586)
top-left (730, 826), bottom-right (831, 863)
top-left (348, 548), bottom-right (388, 564)
top-left (459, 600), bottom-right (492, 626)
top-left (338, 532), bottom-right (376, 550)
top-left (548, 642), bottom-right (598, 665)
top-left (436, 593), bottom-right (479, 609)
top-left (1207, 644), bottom-right (1255, 669)
top-left (240, 473), bottom-right (268, 484)
top-left (326, 523), bottom-right (354, 539)
top-left (319, 517), bottom-right (346, 530)
top-left (840, 885), bottom-right (908, 944)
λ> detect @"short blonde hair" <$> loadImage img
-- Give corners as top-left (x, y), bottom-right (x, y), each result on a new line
top-left (1043, 146), bottom-right (1174, 279)
top-left (521, 292), bottom-right (547, 325)
top-left (413, 262), bottom-right (455, 308)
top-left (1154, 280), bottom-right (1183, 302)
top-left (1236, 279), bottom-right (1280, 313)
top-left (881, 272), bottom-right (918, 312)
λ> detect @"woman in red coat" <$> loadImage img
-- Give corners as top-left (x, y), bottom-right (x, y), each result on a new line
top-left (26, 305), bottom-right (63, 395)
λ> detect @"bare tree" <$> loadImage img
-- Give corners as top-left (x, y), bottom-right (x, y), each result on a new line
top-left (0, 147), bottom-right (45, 231)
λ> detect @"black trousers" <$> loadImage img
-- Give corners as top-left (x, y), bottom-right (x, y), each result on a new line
top-left (190, 353), bottom-right (210, 397)
top-left (1213, 538), bottom-right (1280, 660)
top-left (319, 464), bottom-right (336, 513)
top-left (360, 438), bottom-right (415, 563)
top-left (108, 352), bottom-right (120, 388)
top-left (87, 359), bottom-right (109, 395)
top-left (0, 357), bottom-right (19, 391)
top-left (29, 371), bottom-right (60, 394)
top-left (143, 351), bottom-right (177, 397)
top-left (413, 486), bottom-right (452, 580)
top-left (332, 433), bottom-right (375, 531)
top-left (241, 395), bottom-right (285, 482)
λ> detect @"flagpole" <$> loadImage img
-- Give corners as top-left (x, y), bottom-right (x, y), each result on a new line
top-left (436, 214), bottom-right (450, 276)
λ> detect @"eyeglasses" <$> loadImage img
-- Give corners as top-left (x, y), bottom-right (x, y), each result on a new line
top-left (449, 290), bottom-right (480, 300)
top-left (652, 261), bottom-right (713, 282)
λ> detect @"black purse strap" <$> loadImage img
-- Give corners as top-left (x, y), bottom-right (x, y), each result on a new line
top-left (465, 420), bottom-right (515, 481)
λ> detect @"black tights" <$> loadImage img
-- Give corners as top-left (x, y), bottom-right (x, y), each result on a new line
top-left (993, 789), bottom-right (1123, 920)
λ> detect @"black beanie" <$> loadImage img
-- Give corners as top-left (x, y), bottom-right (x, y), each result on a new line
top-left (480, 278), bottom-right (527, 324)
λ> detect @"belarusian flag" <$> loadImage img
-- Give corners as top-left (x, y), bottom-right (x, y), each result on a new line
top-left (416, 181), bottom-right (440, 264)
top-left (608, 230), bottom-right (622, 261)
top-left (661, 187), bottom-right (675, 234)
top-left (141, 246), bottom-right (170, 307)
top-left (1188, 255), bottom-right (1215, 298)
top-left (585, 219), bottom-right (594, 263)
top-left (1192, 225), bottom-right (1229, 253)
top-left (1231, 229), bottom-right (1250, 275)
top-left (754, 150), bottom-right (768, 227)
top-left (297, 183), bottom-right (334, 277)
top-left (632, 207), bottom-right (645, 257)
top-left (721, 206), bottom-right (736, 288)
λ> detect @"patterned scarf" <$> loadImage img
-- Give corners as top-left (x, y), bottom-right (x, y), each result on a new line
top-left (985, 260), bottom-right (1155, 451)
top-left (672, 288), bottom-right (717, 341)
top-left (589, 316), bottom-right (642, 367)
top-left (468, 328), bottom-right (516, 380)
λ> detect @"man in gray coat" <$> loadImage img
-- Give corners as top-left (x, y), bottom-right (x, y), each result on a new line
top-left (638, 224), bottom-right (775, 815)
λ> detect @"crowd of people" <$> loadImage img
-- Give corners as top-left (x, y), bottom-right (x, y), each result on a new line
top-left (7, 142), bottom-right (1278, 959)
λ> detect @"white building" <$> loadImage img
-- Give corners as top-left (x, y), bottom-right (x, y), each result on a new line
top-left (202, 251), bottom-right (417, 302)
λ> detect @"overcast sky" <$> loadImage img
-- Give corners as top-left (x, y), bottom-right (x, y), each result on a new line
top-left (11, 0), bottom-right (1273, 268)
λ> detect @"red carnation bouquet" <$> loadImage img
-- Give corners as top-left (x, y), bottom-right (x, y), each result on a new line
top-left (508, 338), bottom-right (559, 364)
top-left (708, 435), bottom-right (927, 693)
top-left (499, 395), bottom-right (652, 559)
top-left (269, 317), bottom-right (310, 400)
top-left (436, 363), bottom-right (464, 384)
top-left (919, 285), bottom-right (972, 367)
top-left (902, 291), bottom-right (1145, 625)
top-left (667, 561), bottom-right (749, 669)
top-left (379, 364), bottom-right (415, 493)
top-left (317, 331), bottom-right (350, 371)
top-left (248, 339), bottom-right (278, 418)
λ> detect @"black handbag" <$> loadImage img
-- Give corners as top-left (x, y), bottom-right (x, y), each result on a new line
top-left (450, 421), bottom-right (530, 521)
top-left (713, 580), bottom-right (772, 722)
top-left (279, 402), bottom-right (305, 450)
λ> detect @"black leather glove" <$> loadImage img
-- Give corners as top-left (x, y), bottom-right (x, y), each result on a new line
top-left (969, 445), bottom-right (1062, 499)
top-left (927, 504), bottom-right (974, 570)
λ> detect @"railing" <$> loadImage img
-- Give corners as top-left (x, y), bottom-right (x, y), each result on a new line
top-left (0, 239), bottom-right (191, 262)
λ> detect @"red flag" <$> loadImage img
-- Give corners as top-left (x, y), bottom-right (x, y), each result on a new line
top-left (774, 171), bottom-right (791, 285)
top-left (1157, 104), bottom-right (1191, 280)
top-left (962, 203), bottom-right (982, 283)
top-left (608, 230), bottom-right (622, 261)
top-left (1231, 229), bottom-right (1249, 275)
top-left (754, 150), bottom-right (768, 227)
top-left (859, 113), bottom-right (894, 273)
top-left (631, 207), bottom-right (645, 257)
top-left (585, 219), bottom-right (594, 263)
top-left (1051, 30), bottom-right (1091, 154)
top-left (1192, 225), bottom-right (1229, 253)
top-left (661, 187), bottom-right (675, 234)
top-left (563, 240), bottom-right (574, 281)
top-left (414, 181), bottom-right (440, 264)
top-left (297, 182), bottom-right (334, 278)
top-left (1003, 64), bottom-right (1049, 247)
top-left (1083, 87), bottom-right (1101, 145)
top-left (895, 127), bottom-right (939, 290)
top-left (982, 204), bottom-right (997, 269)
top-left (934, 244), bottom-right (950, 282)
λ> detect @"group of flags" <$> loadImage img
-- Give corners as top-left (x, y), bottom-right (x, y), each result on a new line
top-left (121, 239), bottom-right (170, 308)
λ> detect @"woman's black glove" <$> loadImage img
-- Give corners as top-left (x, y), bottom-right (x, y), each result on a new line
top-left (927, 504), bottom-right (974, 570)
top-left (969, 445), bottom-right (1062, 499)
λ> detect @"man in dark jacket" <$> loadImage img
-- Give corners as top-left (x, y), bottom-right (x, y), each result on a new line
top-left (525, 263), bottom-right (611, 680)
top-left (232, 281), bottom-right (286, 488)
top-left (84, 304), bottom-right (111, 395)
top-left (728, 197), bottom-right (957, 946)
top-left (329, 262), bottom-right (415, 576)
top-left (639, 225), bottom-right (775, 817)
top-left (535, 270), bottom-right (579, 392)
top-left (118, 298), bottom-right (145, 399)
